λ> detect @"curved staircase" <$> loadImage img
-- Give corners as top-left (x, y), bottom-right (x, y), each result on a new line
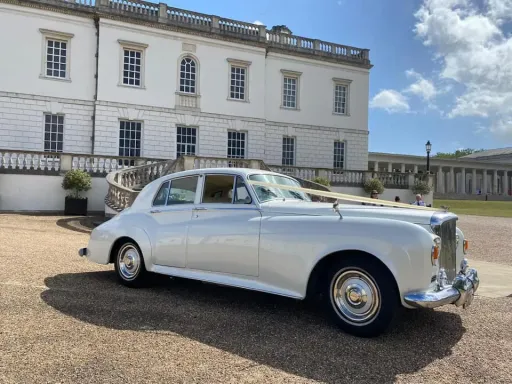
top-left (104, 155), bottom-right (334, 216)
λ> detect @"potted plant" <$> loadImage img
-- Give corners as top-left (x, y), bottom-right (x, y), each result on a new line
top-left (61, 169), bottom-right (92, 216)
top-left (411, 179), bottom-right (432, 196)
top-left (363, 178), bottom-right (385, 195)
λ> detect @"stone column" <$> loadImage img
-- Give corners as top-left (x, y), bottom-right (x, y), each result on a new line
top-left (387, 163), bottom-right (393, 173)
top-left (449, 167), bottom-right (455, 193)
top-left (413, 165), bottom-right (418, 173)
top-left (400, 164), bottom-right (406, 173)
top-left (504, 171), bottom-right (509, 196)
top-left (483, 170), bottom-right (488, 194)
top-left (472, 169), bottom-right (477, 194)
top-left (437, 166), bottom-right (444, 193)
top-left (373, 161), bottom-right (379, 172)
top-left (493, 169), bottom-right (498, 194)
top-left (460, 167), bottom-right (466, 194)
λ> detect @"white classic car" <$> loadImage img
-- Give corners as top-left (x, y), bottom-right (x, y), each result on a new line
top-left (79, 168), bottom-right (479, 337)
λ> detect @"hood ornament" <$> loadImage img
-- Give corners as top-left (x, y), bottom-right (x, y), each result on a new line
top-left (333, 201), bottom-right (343, 219)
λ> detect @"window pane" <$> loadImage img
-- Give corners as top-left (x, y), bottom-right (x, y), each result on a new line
top-left (44, 113), bottom-right (64, 153)
top-left (119, 120), bottom-right (142, 160)
top-left (233, 176), bottom-right (252, 204)
top-left (176, 126), bottom-right (197, 157)
top-left (153, 181), bottom-right (170, 206)
top-left (122, 48), bottom-right (142, 86)
top-left (201, 174), bottom-right (236, 204)
top-left (167, 176), bottom-right (198, 205)
top-left (46, 39), bottom-right (67, 78)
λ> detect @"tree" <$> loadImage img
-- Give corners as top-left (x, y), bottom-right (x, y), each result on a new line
top-left (434, 148), bottom-right (484, 159)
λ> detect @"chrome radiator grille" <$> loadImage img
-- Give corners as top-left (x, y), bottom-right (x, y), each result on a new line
top-left (439, 218), bottom-right (457, 282)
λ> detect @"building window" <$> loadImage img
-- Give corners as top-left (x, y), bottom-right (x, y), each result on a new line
top-left (227, 131), bottom-right (246, 159)
top-left (119, 120), bottom-right (142, 165)
top-left (118, 40), bottom-right (147, 88)
top-left (227, 59), bottom-right (251, 101)
top-left (39, 29), bottom-right (74, 81)
top-left (334, 84), bottom-right (347, 114)
top-left (333, 78), bottom-right (352, 115)
top-left (122, 48), bottom-right (142, 86)
top-left (176, 126), bottom-right (197, 157)
top-left (333, 141), bottom-right (346, 170)
top-left (179, 57), bottom-right (197, 94)
top-left (281, 70), bottom-right (302, 109)
top-left (44, 114), bottom-right (64, 152)
top-left (45, 39), bottom-right (67, 79)
top-left (282, 137), bottom-right (295, 166)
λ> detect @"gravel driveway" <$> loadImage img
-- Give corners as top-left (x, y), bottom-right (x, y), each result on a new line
top-left (1, 214), bottom-right (511, 384)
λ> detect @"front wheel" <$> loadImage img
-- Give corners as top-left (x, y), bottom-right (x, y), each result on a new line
top-left (324, 256), bottom-right (399, 338)
top-left (114, 242), bottom-right (149, 288)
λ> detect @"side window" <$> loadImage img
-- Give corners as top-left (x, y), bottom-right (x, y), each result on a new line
top-left (167, 176), bottom-right (198, 205)
top-left (233, 177), bottom-right (252, 204)
top-left (201, 174), bottom-right (236, 204)
top-left (153, 181), bottom-right (170, 206)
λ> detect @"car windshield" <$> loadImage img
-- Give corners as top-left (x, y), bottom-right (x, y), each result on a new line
top-left (248, 174), bottom-right (311, 203)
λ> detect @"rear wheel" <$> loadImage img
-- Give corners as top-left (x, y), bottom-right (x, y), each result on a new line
top-left (114, 241), bottom-right (149, 288)
top-left (323, 256), bottom-right (399, 337)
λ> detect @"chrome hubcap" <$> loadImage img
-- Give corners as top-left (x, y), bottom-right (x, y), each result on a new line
top-left (118, 245), bottom-right (141, 281)
top-left (331, 269), bottom-right (380, 325)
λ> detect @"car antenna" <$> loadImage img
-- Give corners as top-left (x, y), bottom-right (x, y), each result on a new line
top-left (333, 201), bottom-right (343, 219)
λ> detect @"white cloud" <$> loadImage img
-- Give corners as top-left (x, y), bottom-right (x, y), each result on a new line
top-left (253, 20), bottom-right (264, 25)
top-left (413, 0), bottom-right (512, 138)
top-left (404, 69), bottom-right (437, 101)
top-left (370, 90), bottom-right (410, 113)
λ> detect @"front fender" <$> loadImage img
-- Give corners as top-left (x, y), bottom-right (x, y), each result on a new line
top-left (307, 217), bottom-right (438, 300)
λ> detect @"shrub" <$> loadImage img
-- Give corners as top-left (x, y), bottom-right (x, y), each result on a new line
top-left (363, 178), bottom-right (384, 195)
top-left (411, 179), bottom-right (432, 195)
top-left (312, 176), bottom-right (330, 187)
top-left (61, 169), bottom-right (92, 199)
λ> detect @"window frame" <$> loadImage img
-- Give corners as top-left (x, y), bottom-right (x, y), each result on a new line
top-left (280, 69), bottom-right (302, 110)
top-left (152, 180), bottom-right (171, 207)
top-left (39, 29), bottom-right (74, 82)
top-left (177, 54), bottom-right (199, 95)
top-left (227, 130), bottom-right (248, 159)
top-left (199, 173), bottom-right (254, 205)
top-left (281, 136), bottom-right (296, 166)
top-left (227, 58), bottom-right (251, 102)
top-left (166, 175), bottom-right (200, 206)
top-left (118, 119), bottom-right (143, 165)
top-left (176, 125), bottom-right (198, 158)
top-left (333, 140), bottom-right (347, 171)
top-left (118, 39), bottom-right (148, 89)
top-left (332, 77), bottom-right (352, 116)
top-left (43, 113), bottom-right (65, 153)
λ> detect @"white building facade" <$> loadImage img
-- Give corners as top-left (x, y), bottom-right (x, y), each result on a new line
top-left (0, 0), bottom-right (372, 171)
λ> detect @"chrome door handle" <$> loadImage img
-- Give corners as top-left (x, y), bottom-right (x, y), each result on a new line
top-left (150, 209), bottom-right (162, 214)
top-left (194, 207), bottom-right (208, 211)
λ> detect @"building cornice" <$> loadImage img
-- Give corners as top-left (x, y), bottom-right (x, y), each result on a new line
top-left (1, 0), bottom-right (372, 69)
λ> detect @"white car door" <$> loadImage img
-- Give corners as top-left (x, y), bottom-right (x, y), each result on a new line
top-left (147, 175), bottom-right (199, 268)
top-left (185, 174), bottom-right (261, 277)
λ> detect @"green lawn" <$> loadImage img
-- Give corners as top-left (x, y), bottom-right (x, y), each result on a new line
top-left (434, 199), bottom-right (512, 218)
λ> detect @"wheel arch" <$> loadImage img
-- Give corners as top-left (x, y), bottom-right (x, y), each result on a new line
top-left (108, 227), bottom-right (152, 269)
top-left (305, 249), bottom-right (400, 301)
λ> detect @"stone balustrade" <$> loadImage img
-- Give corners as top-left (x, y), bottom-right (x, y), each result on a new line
top-left (21, 0), bottom-right (370, 66)
top-left (1, 150), bottom-right (433, 215)
top-left (0, 150), bottom-right (165, 175)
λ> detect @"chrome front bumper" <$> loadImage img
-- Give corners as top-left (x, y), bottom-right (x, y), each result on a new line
top-left (404, 258), bottom-right (480, 309)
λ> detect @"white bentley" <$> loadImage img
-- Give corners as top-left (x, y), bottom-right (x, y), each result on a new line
top-left (79, 168), bottom-right (479, 337)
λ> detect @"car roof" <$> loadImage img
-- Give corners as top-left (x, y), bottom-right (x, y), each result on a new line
top-left (161, 167), bottom-right (284, 179)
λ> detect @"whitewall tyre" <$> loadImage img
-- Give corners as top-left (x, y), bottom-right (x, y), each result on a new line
top-left (114, 242), bottom-right (149, 288)
top-left (324, 256), bottom-right (398, 338)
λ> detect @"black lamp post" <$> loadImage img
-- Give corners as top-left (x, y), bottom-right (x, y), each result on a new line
top-left (425, 140), bottom-right (432, 173)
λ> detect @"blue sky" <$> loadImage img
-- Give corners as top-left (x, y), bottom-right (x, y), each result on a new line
top-left (167, 0), bottom-right (512, 156)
